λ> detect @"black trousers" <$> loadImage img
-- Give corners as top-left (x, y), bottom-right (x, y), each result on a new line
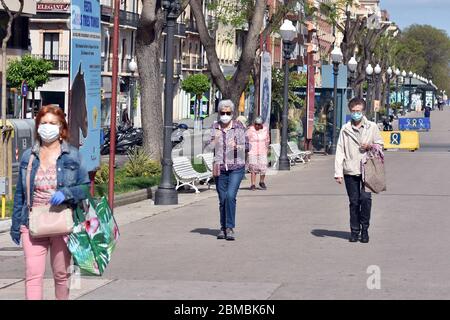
top-left (344, 175), bottom-right (372, 234)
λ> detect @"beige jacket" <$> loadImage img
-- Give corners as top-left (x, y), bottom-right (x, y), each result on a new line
top-left (334, 116), bottom-right (384, 177)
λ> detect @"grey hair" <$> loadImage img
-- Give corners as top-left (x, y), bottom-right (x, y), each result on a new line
top-left (218, 99), bottom-right (235, 113)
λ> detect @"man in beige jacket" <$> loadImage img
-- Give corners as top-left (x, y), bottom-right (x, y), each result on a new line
top-left (334, 98), bottom-right (384, 243)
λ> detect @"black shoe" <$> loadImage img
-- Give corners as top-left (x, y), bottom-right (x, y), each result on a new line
top-left (250, 185), bottom-right (256, 191)
top-left (349, 234), bottom-right (359, 242)
top-left (225, 228), bottom-right (235, 241)
top-left (217, 228), bottom-right (226, 240)
top-left (259, 182), bottom-right (267, 190)
top-left (361, 230), bottom-right (369, 243)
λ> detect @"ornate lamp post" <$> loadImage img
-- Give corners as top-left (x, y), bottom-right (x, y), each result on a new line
top-left (401, 70), bottom-right (407, 115)
top-left (278, 19), bottom-right (296, 171)
top-left (366, 64), bottom-right (374, 119)
top-left (329, 46), bottom-right (343, 155)
top-left (128, 58), bottom-right (137, 126)
top-left (386, 66), bottom-right (393, 119)
top-left (407, 71), bottom-right (413, 112)
top-left (374, 63), bottom-right (382, 121)
top-left (347, 56), bottom-right (357, 99)
top-left (154, 0), bottom-right (181, 205)
top-left (395, 68), bottom-right (401, 106)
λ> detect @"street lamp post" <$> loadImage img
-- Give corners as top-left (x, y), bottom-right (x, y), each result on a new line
top-left (401, 70), bottom-right (407, 115)
top-left (128, 59), bottom-right (137, 126)
top-left (347, 56), bottom-right (357, 99)
top-left (366, 64), bottom-right (374, 119)
top-left (407, 71), bottom-right (413, 112)
top-left (374, 63), bottom-right (381, 122)
top-left (329, 46), bottom-right (343, 155)
top-left (278, 19), bottom-right (296, 171)
top-left (395, 68), bottom-right (400, 106)
top-left (386, 67), bottom-right (393, 119)
top-left (154, 0), bottom-right (181, 205)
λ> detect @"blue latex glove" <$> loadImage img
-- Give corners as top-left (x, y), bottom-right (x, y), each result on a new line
top-left (50, 191), bottom-right (65, 206)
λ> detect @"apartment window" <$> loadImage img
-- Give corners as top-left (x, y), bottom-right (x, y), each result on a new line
top-left (43, 33), bottom-right (59, 60)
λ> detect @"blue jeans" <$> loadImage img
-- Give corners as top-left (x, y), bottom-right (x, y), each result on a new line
top-left (216, 167), bottom-right (245, 229)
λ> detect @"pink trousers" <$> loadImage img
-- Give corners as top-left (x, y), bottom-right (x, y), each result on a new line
top-left (20, 226), bottom-right (71, 300)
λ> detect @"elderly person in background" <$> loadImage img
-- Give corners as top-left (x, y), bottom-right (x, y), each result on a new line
top-left (206, 100), bottom-right (248, 241)
top-left (246, 116), bottom-right (270, 190)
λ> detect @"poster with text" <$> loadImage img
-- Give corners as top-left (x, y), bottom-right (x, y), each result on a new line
top-left (260, 52), bottom-right (272, 126)
top-left (69, 0), bottom-right (101, 172)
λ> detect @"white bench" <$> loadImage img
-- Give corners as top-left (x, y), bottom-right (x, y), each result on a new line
top-left (196, 152), bottom-right (214, 173)
top-left (172, 156), bottom-right (212, 193)
top-left (269, 143), bottom-right (298, 169)
top-left (287, 141), bottom-right (312, 163)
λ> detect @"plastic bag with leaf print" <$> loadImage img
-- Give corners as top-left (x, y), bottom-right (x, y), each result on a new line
top-left (65, 196), bottom-right (120, 276)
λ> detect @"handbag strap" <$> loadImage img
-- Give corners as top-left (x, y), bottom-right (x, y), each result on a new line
top-left (26, 154), bottom-right (35, 211)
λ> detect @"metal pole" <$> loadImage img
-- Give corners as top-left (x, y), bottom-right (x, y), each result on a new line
top-left (386, 76), bottom-right (391, 119)
top-left (278, 40), bottom-right (291, 171)
top-left (408, 76), bottom-right (412, 112)
top-left (130, 73), bottom-right (135, 126)
top-left (154, 0), bottom-right (179, 205)
top-left (367, 75), bottom-right (373, 119)
top-left (329, 62), bottom-right (339, 155)
top-left (108, 0), bottom-right (121, 211)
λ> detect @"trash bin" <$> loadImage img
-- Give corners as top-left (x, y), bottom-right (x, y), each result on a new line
top-left (8, 119), bottom-right (36, 172)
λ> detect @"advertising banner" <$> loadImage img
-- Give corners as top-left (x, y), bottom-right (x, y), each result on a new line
top-left (260, 52), bottom-right (272, 126)
top-left (69, 0), bottom-right (101, 172)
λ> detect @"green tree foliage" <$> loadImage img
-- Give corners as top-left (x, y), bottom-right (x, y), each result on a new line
top-left (6, 54), bottom-right (53, 91)
top-left (395, 25), bottom-right (450, 93)
top-left (181, 73), bottom-right (211, 96)
top-left (271, 68), bottom-right (307, 127)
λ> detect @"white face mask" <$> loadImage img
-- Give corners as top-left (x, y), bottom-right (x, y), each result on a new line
top-left (220, 115), bottom-right (232, 124)
top-left (38, 123), bottom-right (61, 143)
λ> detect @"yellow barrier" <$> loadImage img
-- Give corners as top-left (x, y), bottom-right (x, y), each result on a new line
top-left (381, 131), bottom-right (420, 151)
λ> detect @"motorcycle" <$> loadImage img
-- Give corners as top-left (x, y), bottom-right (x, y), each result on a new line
top-left (101, 123), bottom-right (188, 155)
top-left (101, 124), bottom-right (143, 155)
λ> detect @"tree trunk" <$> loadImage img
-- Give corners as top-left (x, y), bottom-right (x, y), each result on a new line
top-left (190, 0), bottom-right (266, 117)
top-left (135, 0), bottom-right (165, 161)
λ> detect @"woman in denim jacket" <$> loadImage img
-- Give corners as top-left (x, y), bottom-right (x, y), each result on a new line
top-left (10, 105), bottom-right (90, 300)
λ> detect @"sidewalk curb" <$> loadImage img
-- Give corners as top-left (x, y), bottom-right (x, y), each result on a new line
top-left (0, 186), bottom-right (159, 234)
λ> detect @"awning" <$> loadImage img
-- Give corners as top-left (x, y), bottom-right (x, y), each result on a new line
top-left (190, 95), bottom-right (209, 102)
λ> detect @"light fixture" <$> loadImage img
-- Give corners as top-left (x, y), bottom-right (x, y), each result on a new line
top-left (279, 19), bottom-right (297, 42)
top-left (387, 66), bottom-right (393, 76)
top-left (408, 71), bottom-right (413, 77)
top-left (374, 64), bottom-right (382, 74)
top-left (348, 56), bottom-right (358, 72)
top-left (366, 64), bottom-right (374, 75)
top-left (395, 68), bottom-right (400, 76)
top-left (402, 70), bottom-right (407, 77)
top-left (128, 59), bottom-right (137, 73)
top-left (331, 46), bottom-right (343, 64)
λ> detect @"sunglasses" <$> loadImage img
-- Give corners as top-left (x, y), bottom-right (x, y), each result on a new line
top-left (220, 111), bottom-right (232, 115)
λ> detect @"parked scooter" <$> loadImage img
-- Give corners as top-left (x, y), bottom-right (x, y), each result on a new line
top-left (101, 124), bottom-right (143, 155)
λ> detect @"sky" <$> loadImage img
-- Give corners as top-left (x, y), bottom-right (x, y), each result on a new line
top-left (381, 0), bottom-right (450, 35)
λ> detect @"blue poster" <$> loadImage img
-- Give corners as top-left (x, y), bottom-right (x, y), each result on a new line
top-left (399, 117), bottom-right (431, 131)
top-left (69, 0), bottom-right (101, 172)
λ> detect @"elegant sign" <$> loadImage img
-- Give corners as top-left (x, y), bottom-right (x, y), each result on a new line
top-left (37, 3), bottom-right (70, 12)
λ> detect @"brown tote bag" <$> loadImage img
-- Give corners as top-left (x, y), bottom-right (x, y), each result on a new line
top-left (363, 153), bottom-right (386, 194)
top-left (26, 154), bottom-right (74, 238)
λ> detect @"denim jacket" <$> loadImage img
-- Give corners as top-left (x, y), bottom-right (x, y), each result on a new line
top-left (10, 141), bottom-right (90, 241)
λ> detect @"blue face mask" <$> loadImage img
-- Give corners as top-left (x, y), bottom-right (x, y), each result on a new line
top-left (351, 112), bottom-right (363, 121)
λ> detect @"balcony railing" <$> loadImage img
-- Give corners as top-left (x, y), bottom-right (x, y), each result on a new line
top-left (101, 56), bottom-right (135, 73)
top-left (32, 54), bottom-right (69, 71)
top-left (100, 5), bottom-right (139, 28)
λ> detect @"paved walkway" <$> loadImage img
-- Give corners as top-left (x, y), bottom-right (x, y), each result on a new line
top-left (1, 108), bottom-right (449, 300)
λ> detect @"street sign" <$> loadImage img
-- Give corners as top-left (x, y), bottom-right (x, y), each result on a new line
top-left (399, 117), bottom-right (431, 131)
top-left (0, 177), bottom-right (7, 195)
top-left (21, 81), bottom-right (28, 97)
